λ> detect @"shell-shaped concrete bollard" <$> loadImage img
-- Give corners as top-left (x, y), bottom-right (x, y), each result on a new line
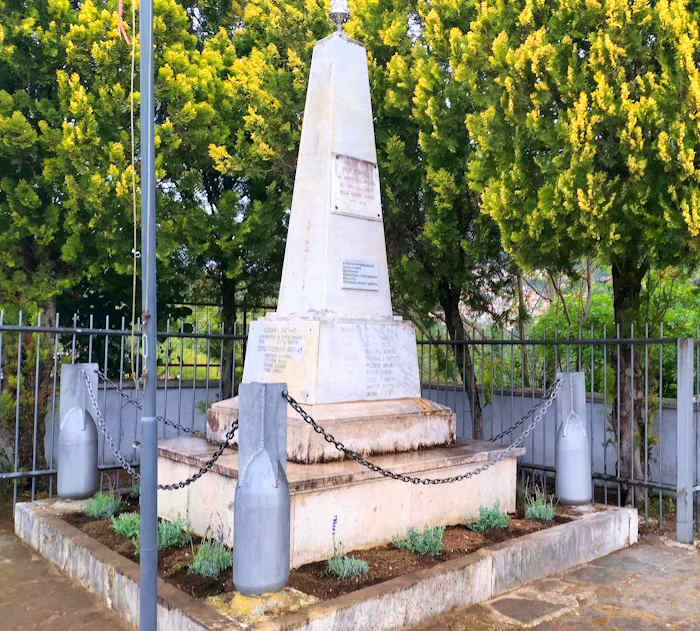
top-left (58, 406), bottom-right (98, 500)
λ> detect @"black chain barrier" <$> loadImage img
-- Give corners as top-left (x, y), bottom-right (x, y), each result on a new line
top-left (282, 376), bottom-right (561, 485)
top-left (81, 368), bottom-right (561, 489)
top-left (82, 369), bottom-right (237, 490)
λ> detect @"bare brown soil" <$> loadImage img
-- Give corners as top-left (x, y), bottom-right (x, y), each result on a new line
top-left (61, 506), bottom-right (569, 601)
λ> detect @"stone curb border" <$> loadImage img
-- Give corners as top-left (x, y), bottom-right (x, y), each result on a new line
top-left (15, 502), bottom-right (637, 631)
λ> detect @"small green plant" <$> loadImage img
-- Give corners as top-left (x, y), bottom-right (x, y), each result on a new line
top-left (392, 525), bottom-right (445, 557)
top-left (189, 540), bottom-right (232, 578)
top-left (111, 512), bottom-right (141, 540)
top-left (327, 554), bottom-right (369, 579)
top-left (326, 515), bottom-right (369, 579)
top-left (468, 502), bottom-right (510, 532)
top-left (158, 516), bottom-right (191, 549)
top-left (84, 492), bottom-right (121, 519)
top-left (524, 489), bottom-right (556, 521)
top-left (188, 515), bottom-right (232, 578)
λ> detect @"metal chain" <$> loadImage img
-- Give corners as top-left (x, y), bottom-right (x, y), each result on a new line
top-left (490, 378), bottom-right (562, 442)
top-left (82, 369), bottom-right (238, 490)
top-left (282, 377), bottom-right (562, 485)
top-left (94, 369), bottom-right (210, 440)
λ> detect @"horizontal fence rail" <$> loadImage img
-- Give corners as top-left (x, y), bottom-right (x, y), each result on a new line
top-left (416, 327), bottom-right (699, 535)
top-left (2, 310), bottom-right (698, 536)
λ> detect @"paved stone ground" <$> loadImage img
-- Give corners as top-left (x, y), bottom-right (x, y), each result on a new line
top-left (0, 516), bottom-right (132, 631)
top-left (409, 534), bottom-right (700, 631)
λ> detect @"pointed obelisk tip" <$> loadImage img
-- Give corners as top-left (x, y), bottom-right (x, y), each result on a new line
top-left (329, 0), bottom-right (350, 32)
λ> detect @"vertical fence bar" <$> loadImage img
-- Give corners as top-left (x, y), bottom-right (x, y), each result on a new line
top-left (101, 316), bottom-right (110, 482)
top-left (118, 317), bottom-right (126, 460)
top-left (205, 321), bottom-right (211, 410)
top-left (676, 338), bottom-right (695, 543)
top-left (13, 311), bottom-right (23, 509)
top-left (659, 323), bottom-right (663, 526)
top-left (603, 324), bottom-right (607, 505)
top-left (192, 320), bottom-right (199, 429)
top-left (48, 314), bottom-right (60, 498)
top-left (644, 323), bottom-right (649, 523)
top-left (178, 319), bottom-right (184, 426)
top-left (590, 325), bottom-right (594, 501)
top-left (71, 313), bottom-right (77, 362)
top-left (630, 323), bottom-right (635, 507)
top-left (616, 323), bottom-right (621, 506)
top-left (30, 313), bottom-right (41, 500)
top-left (164, 319), bottom-right (171, 436)
top-left (218, 322), bottom-right (224, 402)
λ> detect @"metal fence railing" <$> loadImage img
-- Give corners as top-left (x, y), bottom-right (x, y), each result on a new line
top-left (0, 310), bottom-right (247, 509)
top-left (2, 310), bottom-right (697, 539)
top-left (417, 328), bottom-right (699, 538)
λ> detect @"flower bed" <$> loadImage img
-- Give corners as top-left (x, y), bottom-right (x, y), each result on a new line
top-left (61, 498), bottom-right (569, 601)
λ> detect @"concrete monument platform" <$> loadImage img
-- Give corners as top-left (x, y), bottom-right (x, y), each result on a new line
top-left (157, 436), bottom-right (523, 568)
top-left (207, 395), bottom-right (455, 463)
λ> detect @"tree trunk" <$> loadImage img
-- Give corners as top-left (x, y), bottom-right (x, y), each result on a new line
top-left (611, 259), bottom-right (647, 504)
top-left (221, 277), bottom-right (236, 400)
top-left (440, 287), bottom-right (483, 439)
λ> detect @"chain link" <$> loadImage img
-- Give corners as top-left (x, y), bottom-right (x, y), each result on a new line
top-left (83, 368), bottom-right (561, 488)
top-left (282, 377), bottom-right (562, 485)
top-left (490, 378), bottom-right (563, 442)
top-left (82, 369), bottom-right (237, 490)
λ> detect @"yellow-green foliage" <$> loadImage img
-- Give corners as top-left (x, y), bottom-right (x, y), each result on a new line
top-left (460, 0), bottom-right (700, 284)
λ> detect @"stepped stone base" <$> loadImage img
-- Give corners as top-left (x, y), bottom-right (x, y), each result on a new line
top-left (207, 396), bottom-right (456, 464)
top-left (157, 437), bottom-right (523, 568)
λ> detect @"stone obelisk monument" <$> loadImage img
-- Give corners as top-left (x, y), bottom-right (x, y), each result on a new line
top-left (160, 5), bottom-right (522, 558)
top-left (208, 0), bottom-right (454, 462)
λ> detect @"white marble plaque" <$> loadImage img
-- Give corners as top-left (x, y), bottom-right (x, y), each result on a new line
top-left (331, 154), bottom-right (381, 221)
top-left (341, 259), bottom-right (379, 291)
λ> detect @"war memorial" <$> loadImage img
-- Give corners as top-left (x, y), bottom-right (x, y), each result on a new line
top-left (157, 1), bottom-right (525, 567)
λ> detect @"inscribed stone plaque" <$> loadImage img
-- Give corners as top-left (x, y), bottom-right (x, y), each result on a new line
top-left (331, 154), bottom-right (381, 221)
top-left (341, 260), bottom-right (379, 291)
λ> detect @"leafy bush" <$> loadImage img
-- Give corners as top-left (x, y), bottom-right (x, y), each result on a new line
top-left (392, 526), bottom-right (445, 557)
top-left (189, 540), bottom-right (232, 578)
top-left (468, 502), bottom-right (510, 532)
top-left (158, 516), bottom-right (191, 549)
top-left (524, 491), bottom-right (556, 521)
top-left (327, 555), bottom-right (369, 579)
top-left (84, 492), bottom-right (121, 519)
top-left (111, 512), bottom-right (141, 540)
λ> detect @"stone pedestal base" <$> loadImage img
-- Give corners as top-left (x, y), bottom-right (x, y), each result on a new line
top-left (157, 437), bottom-right (523, 568)
top-left (207, 397), bottom-right (456, 463)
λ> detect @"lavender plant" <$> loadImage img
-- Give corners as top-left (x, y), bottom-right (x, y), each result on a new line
top-left (392, 525), bottom-right (445, 557)
top-left (524, 489), bottom-right (556, 522)
top-left (326, 515), bottom-right (368, 579)
top-left (188, 514), bottom-right (232, 579)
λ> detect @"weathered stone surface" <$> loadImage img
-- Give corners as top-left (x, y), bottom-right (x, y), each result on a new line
top-left (489, 597), bottom-right (567, 624)
top-left (158, 437), bottom-right (521, 567)
top-left (207, 395), bottom-right (455, 463)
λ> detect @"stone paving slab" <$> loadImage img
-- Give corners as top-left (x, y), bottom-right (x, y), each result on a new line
top-left (408, 535), bottom-right (700, 631)
top-left (0, 518), bottom-right (132, 631)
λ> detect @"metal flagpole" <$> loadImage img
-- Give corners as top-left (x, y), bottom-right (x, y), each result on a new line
top-left (139, 0), bottom-right (158, 627)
